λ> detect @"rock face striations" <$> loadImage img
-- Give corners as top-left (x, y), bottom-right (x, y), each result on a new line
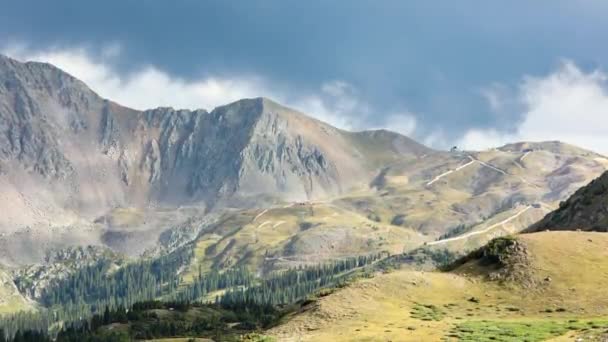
top-left (0, 54), bottom-right (428, 255)
top-left (526, 170), bottom-right (608, 232)
top-left (1, 54), bottom-right (608, 267)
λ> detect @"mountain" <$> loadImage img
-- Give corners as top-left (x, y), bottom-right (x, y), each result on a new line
top-left (526, 170), bottom-right (608, 232)
top-left (0, 53), bottom-right (607, 272)
top-left (0, 266), bottom-right (30, 315)
top-left (269, 231), bottom-right (608, 341)
top-left (0, 54), bottom-right (427, 213)
top-left (0, 54), bottom-right (427, 263)
top-left (268, 163), bottom-right (608, 341)
top-left (172, 141), bottom-right (608, 277)
top-left (15, 232), bottom-right (608, 341)
top-left (3, 55), bottom-right (608, 341)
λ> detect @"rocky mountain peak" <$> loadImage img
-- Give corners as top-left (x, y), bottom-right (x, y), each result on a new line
top-left (0, 56), bottom-right (607, 268)
top-left (0, 56), bottom-right (426, 236)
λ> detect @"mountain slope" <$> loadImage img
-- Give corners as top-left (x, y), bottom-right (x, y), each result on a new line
top-left (269, 231), bottom-right (608, 341)
top-left (527, 170), bottom-right (608, 232)
top-left (1, 53), bottom-right (607, 273)
top-left (0, 267), bottom-right (31, 314)
top-left (0, 53), bottom-right (423, 222)
top-left (168, 142), bottom-right (608, 292)
top-left (334, 142), bottom-right (607, 237)
top-left (0, 54), bottom-right (428, 263)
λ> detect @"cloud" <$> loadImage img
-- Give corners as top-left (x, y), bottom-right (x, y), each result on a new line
top-left (290, 80), bottom-right (371, 130)
top-left (294, 82), bottom-right (418, 135)
top-left (478, 83), bottom-right (511, 113)
top-left (2, 43), bottom-right (418, 137)
top-left (3, 44), bottom-right (267, 112)
top-left (378, 113), bottom-right (417, 136)
top-left (458, 129), bottom-right (515, 151)
top-left (459, 61), bottom-right (608, 153)
top-left (423, 129), bottom-right (448, 149)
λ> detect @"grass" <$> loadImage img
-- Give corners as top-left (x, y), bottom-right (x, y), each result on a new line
top-left (0, 269), bottom-right (32, 314)
top-left (148, 339), bottom-right (212, 342)
top-left (239, 333), bottom-right (277, 342)
top-left (410, 303), bottom-right (445, 321)
top-left (179, 146), bottom-right (602, 289)
top-left (453, 319), bottom-right (608, 342)
top-left (178, 203), bottom-right (425, 289)
top-left (268, 231), bottom-right (608, 341)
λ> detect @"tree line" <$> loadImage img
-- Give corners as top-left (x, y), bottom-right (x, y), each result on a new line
top-left (0, 252), bottom-right (382, 340)
top-left (219, 254), bottom-right (381, 307)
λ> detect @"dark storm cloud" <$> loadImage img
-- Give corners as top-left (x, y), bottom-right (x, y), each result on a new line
top-left (2, 0), bottom-right (608, 146)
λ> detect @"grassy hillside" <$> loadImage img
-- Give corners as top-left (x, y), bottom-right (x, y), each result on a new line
top-left (269, 231), bottom-right (608, 341)
top-left (4, 231), bottom-right (606, 341)
top-left (338, 142), bottom-right (606, 238)
top-left (0, 268), bottom-right (32, 314)
top-left (179, 203), bottom-right (426, 284)
top-left (174, 142), bottom-right (607, 281)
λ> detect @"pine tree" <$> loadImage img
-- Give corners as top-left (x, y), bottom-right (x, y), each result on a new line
top-left (103, 306), bottom-right (111, 325)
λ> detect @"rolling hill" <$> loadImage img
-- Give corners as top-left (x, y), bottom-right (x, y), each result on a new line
top-left (269, 172), bottom-right (608, 341)
top-left (1, 54), bottom-right (608, 327)
top-left (176, 141), bottom-right (608, 276)
top-left (269, 231), bottom-right (608, 341)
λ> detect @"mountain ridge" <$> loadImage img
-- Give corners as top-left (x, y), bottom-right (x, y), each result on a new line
top-left (1, 54), bottom-right (607, 269)
top-left (526, 170), bottom-right (608, 232)
top-left (0, 55), bottom-right (433, 263)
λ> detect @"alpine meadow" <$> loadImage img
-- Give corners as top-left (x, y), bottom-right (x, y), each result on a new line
top-left (1, 2), bottom-right (608, 341)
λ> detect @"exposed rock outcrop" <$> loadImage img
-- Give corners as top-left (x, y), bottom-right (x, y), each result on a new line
top-left (526, 170), bottom-right (608, 232)
top-left (0, 54), bottom-right (427, 262)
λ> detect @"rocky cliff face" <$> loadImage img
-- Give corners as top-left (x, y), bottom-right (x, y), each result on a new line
top-left (2, 54), bottom-right (606, 269)
top-left (526, 170), bottom-right (608, 232)
top-left (0, 54), bottom-right (429, 262)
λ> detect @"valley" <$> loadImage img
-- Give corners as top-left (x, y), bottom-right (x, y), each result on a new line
top-left (0, 54), bottom-right (608, 341)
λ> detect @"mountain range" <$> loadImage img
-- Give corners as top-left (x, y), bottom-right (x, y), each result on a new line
top-left (0, 54), bottom-right (607, 270)
top-left (2, 54), bottom-right (608, 341)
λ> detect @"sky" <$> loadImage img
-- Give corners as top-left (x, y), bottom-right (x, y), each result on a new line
top-left (2, 1), bottom-right (608, 152)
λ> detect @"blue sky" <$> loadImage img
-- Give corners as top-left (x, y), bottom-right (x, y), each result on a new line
top-left (2, 1), bottom-right (608, 151)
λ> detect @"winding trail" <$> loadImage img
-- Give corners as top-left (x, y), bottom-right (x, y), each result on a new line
top-left (538, 202), bottom-right (555, 212)
top-left (513, 160), bottom-right (525, 170)
top-left (426, 158), bottom-right (476, 186)
top-left (427, 205), bottom-right (533, 246)
top-left (426, 155), bottom-right (513, 187)
top-left (264, 253), bottom-right (377, 262)
top-left (474, 158), bottom-right (507, 175)
top-left (253, 209), bottom-right (269, 222)
top-left (470, 155), bottom-right (540, 189)
top-left (257, 221), bottom-right (272, 229)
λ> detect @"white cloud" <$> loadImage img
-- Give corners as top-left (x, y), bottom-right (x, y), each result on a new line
top-left (290, 80), bottom-right (371, 130)
top-left (423, 129), bottom-right (449, 149)
top-left (459, 61), bottom-right (608, 153)
top-left (3, 44), bottom-right (266, 112)
top-left (458, 129), bottom-right (515, 151)
top-left (2, 44), bottom-right (418, 137)
top-left (478, 83), bottom-right (510, 112)
top-left (378, 113), bottom-right (417, 136)
top-left (295, 80), bottom-right (419, 135)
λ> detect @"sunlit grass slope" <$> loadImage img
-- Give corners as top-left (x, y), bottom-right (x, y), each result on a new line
top-left (269, 231), bottom-right (608, 341)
